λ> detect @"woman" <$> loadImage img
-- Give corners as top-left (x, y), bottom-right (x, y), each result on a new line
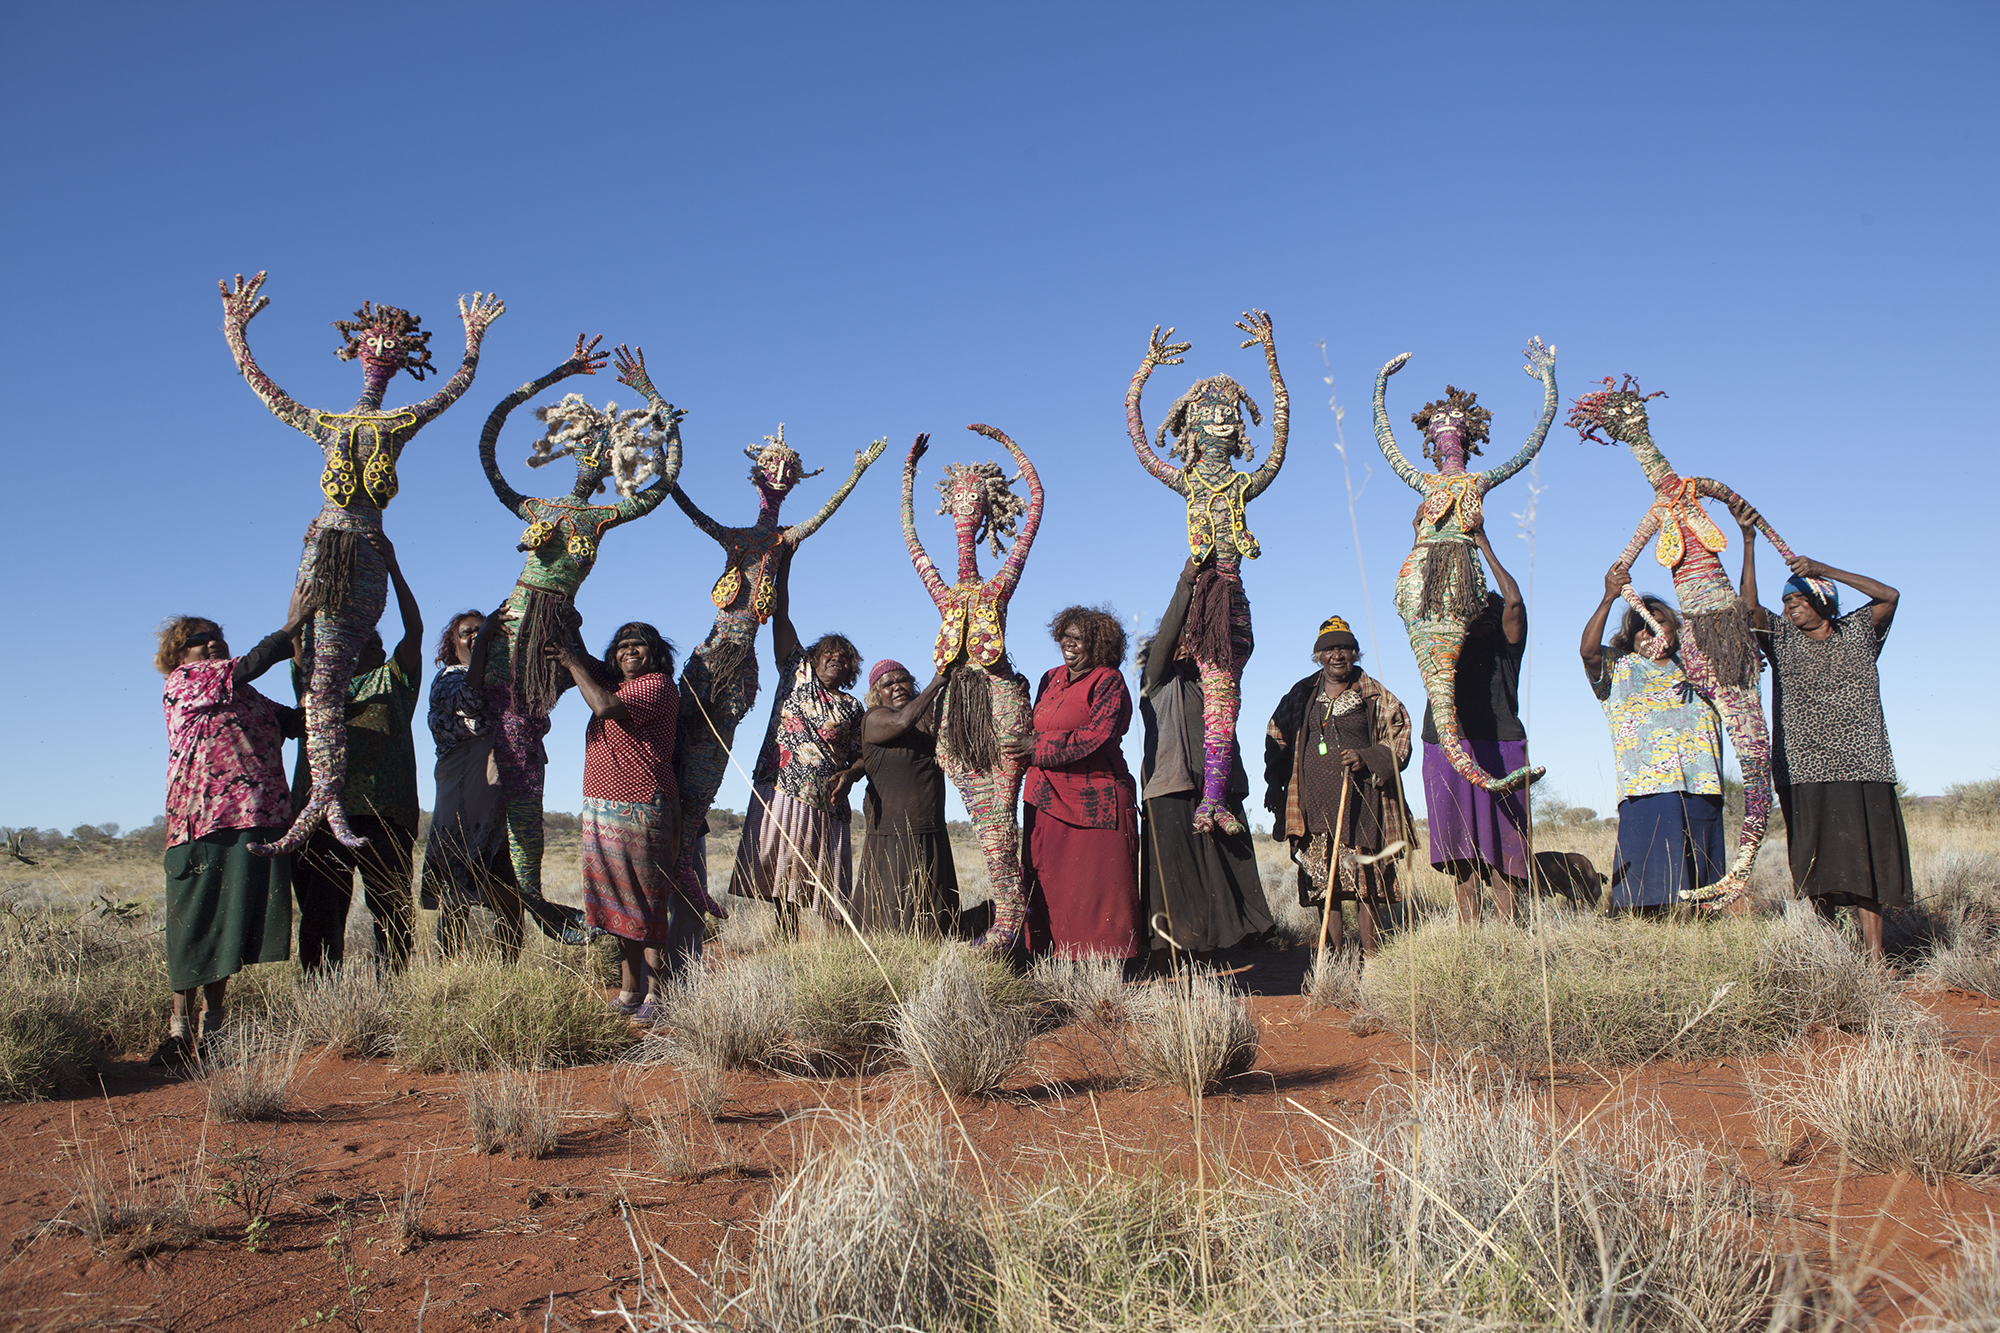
top-left (289, 531), bottom-right (421, 972)
top-left (1264, 616), bottom-right (1417, 957)
top-left (1422, 522), bottom-right (1530, 925)
top-left (856, 659), bottom-right (960, 934)
top-left (728, 547), bottom-right (866, 933)
top-left (1020, 606), bottom-right (1141, 961)
top-left (421, 608), bottom-right (529, 960)
top-left (553, 622), bottom-right (708, 1020)
top-left (152, 585), bottom-right (311, 1065)
top-left (1738, 518), bottom-right (1907, 959)
top-left (1580, 570), bottom-right (1726, 913)
top-left (1137, 559), bottom-right (1273, 959)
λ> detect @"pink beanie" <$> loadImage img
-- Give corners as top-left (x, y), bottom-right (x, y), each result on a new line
top-left (868, 659), bottom-right (909, 690)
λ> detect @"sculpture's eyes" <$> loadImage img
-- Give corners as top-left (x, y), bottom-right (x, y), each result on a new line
top-left (367, 333), bottom-right (397, 356)
top-left (1448, 409), bottom-right (1464, 420)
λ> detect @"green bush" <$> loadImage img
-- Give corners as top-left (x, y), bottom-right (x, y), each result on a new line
top-left (394, 955), bottom-right (634, 1072)
top-left (0, 905), bottom-right (170, 1099)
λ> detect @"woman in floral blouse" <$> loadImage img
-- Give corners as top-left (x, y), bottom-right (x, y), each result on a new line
top-left (727, 547), bottom-right (865, 934)
top-left (1580, 569), bottom-right (1727, 913)
top-left (152, 584), bottom-right (310, 1065)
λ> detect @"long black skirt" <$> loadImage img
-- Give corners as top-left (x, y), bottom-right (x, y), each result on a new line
top-left (1138, 790), bottom-right (1274, 952)
top-left (1778, 780), bottom-right (1913, 909)
top-left (855, 827), bottom-right (962, 936)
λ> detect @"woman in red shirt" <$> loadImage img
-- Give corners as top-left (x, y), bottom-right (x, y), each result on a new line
top-left (1019, 606), bottom-right (1141, 961)
top-left (553, 622), bottom-right (717, 1021)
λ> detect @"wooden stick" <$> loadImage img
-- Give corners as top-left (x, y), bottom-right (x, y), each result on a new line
top-left (1316, 770), bottom-right (1354, 957)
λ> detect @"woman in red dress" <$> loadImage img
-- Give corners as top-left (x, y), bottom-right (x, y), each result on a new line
top-left (1020, 606), bottom-right (1141, 961)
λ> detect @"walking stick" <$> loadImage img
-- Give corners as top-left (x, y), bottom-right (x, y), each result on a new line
top-left (1315, 770), bottom-right (1354, 957)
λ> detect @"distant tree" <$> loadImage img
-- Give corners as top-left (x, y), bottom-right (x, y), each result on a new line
top-left (125, 816), bottom-right (168, 855)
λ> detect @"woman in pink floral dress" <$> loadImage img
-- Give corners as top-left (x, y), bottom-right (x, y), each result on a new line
top-left (152, 586), bottom-right (311, 1064)
top-left (727, 547), bottom-right (865, 934)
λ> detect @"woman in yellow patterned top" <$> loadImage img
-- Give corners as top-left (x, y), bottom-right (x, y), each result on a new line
top-left (1580, 569), bottom-right (1726, 914)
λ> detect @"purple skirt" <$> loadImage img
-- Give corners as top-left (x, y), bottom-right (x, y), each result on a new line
top-left (1421, 740), bottom-right (1530, 879)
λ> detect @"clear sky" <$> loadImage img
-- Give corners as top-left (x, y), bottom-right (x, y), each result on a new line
top-left (2, 3), bottom-right (1992, 835)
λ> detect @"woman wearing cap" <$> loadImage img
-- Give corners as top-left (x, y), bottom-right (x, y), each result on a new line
top-left (1019, 606), bottom-right (1142, 961)
top-left (855, 659), bottom-right (960, 934)
top-left (553, 621), bottom-right (714, 1020)
top-left (1736, 513), bottom-right (1906, 959)
top-left (1580, 569), bottom-right (1727, 913)
top-left (1264, 615), bottom-right (1416, 956)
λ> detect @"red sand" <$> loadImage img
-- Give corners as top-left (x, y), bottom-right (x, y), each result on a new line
top-left (2, 941), bottom-right (1991, 1330)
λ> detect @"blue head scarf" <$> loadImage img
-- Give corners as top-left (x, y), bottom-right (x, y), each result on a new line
top-left (1782, 575), bottom-right (1838, 618)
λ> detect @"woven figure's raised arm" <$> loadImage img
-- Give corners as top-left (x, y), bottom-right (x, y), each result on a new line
top-left (1478, 338), bottom-right (1557, 491)
top-left (405, 292), bottom-right (505, 428)
top-left (902, 434), bottom-right (949, 610)
top-left (975, 423), bottom-right (1043, 602)
top-left (608, 346), bottom-right (684, 522)
top-left (1371, 353), bottom-right (1425, 491)
top-left (1126, 325), bottom-right (1191, 493)
top-left (1238, 310), bottom-right (1289, 500)
top-left (218, 271), bottom-right (317, 438)
top-left (482, 345), bottom-right (604, 518)
top-left (1691, 476), bottom-right (1802, 565)
top-left (785, 436), bottom-right (888, 545)
top-left (1613, 508), bottom-right (1665, 575)
top-left (669, 484), bottom-right (732, 546)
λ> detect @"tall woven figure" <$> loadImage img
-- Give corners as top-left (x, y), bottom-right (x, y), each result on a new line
top-left (1125, 311), bottom-right (1289, 834)
top-left (219, 271), bottom-right (503, 855)
top-left (671, 428), bottom-right (888, 837)
top-left (1373, 339), bottom-right (1558, 794)
top-left (901, 427), bottom-right (1045, 948)
top-left (1568, 376), bottom-right (1807, 908)
top-left (479, 339), bottom-right (683, 910)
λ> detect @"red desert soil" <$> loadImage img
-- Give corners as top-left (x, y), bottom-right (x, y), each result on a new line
top-left (2, 941), bottom-right (1992, 1331)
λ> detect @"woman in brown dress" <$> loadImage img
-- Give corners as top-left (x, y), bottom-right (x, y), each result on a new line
top-left (855, 659), bottom-right (961, 934)
top-left (1264, 615), bottom-right (1418, 956)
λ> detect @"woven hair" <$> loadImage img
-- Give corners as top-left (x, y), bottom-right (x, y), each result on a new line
top-left (331, 302), bottom-right (434, 380)
top-left (1567, 375), bottom-right (1667, 446)
top-left (1412, 386), bottom-right (1493, 463)
top-left (525, 394), bottom-right (677, 498)
top-left (938, 461), bottom-right (1028, 558)
top-left (1157, 375), bottom-right (1261, 464)
top-left (745, 425), bottom-right (824, 486)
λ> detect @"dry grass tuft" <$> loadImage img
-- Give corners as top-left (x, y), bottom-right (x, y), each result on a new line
top-left (203, 1026), bottom-right (302, 1123)
top-left (1935, 1221), bottom-right (2000, 1333)
top-left (0, 903), bottom-right (169, 1099)
top-left (1124, 965), bottom-right (1258, 1097)
top-left (397, 955), bottom-right (633, 1072)
top-left (895, 947), bottom-right (1035, 1096)
top-left (1027, 954), bottom-right (1126, 1027)
top-left (282, 961), bottom-right (398, 1057)
top-left (1775, 1034), bottom-right (2000, 1180)
top-left (462, 1072), bottom-right (565, 1158)
top-left (655, 953), bottom-right (792, 1072)
top-left (1302, 946), bottom-right (1364, 1013)
top-left (382, 1150), bottom-right (437, 1252)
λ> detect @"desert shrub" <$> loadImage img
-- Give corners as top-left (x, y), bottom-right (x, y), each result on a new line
top-left (204, 1026), bottom-right (302, 1122)
top-left (748, 1110), bottom-right (991, 1329)
top-left (283, 961), bottom-right (398, 1056)
top-left (894, 947), bottom-right (1035, 1096)
top-left (779, 931), bottom-right (1034, 1074)
top-left (396, 955), bottom-right (632, 1072)
top-left (1939, 780), bottom-right (2000, 826)
top-left (1123, 966), bottom-right (1258, 1097)
top-left (0, 904), bottom-right (170, 1098)
top-left (0, 990), bottom-right (99, 1103)
top-left (1776, 1034), bottom-right (2000, 1180)
top-left (713, 893), bottom-right (778, 953)
top-left (1362, 909), bottom-right (1916, 1066)
top-left (1301, 946), bottom-right (1364, 1012)
top-left (656, 953), bottom-right (793, 1071)
top-left (1027, 954), bottom-right (1126, 1027)
top-left (462, 1071), bottom-right (564, 1158)
top-left (1937, 1222), bottom-right (2000, 1333)
top-left (1925, 907), bottom-right (2000, 998)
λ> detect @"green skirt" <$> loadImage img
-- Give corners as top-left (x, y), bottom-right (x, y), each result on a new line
top-left (164, 826), bottom-right (293, 990)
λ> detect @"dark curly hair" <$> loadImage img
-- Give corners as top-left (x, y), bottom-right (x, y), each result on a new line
top-left (154, 615), bottom-right (221, 676)
top-left (1567, 375), bottom-right (1667, 447)
top-left (332, 301), bottom-right (435, 380)
top-left (603, 622), bottom-right (677, 677)
top-left (1412, 386), bottom-right (1492, 464)
top-left (435, 609), bottom-right (484, 666)
top-left (1048, 605), bottom-right (1126, 670)
top-left (1608, 595), bottom-right (1681, 661)
top-left (805, 633), bottom-right (862, 691)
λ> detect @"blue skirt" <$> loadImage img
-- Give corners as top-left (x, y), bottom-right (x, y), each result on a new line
top-left (1611, 791), bottom-right (1724, 909)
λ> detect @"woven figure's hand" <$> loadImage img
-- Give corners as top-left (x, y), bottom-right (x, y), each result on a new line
top-left (219, 271), bottom-right (269, 330)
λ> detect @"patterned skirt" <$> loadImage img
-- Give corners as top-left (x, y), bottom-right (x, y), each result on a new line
top-left (580, 795), bottom-right (683, 944)
top-left (728, 783), bottom-right (853, 912)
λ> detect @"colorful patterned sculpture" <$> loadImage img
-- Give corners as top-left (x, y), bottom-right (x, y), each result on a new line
top-left (670, 428), bottom-right (888, 837)
top-left (1372, 339), bottom-right (1557, 794)
top-left (218, 271), bottom-right (503, 854)
top-left (1124, 311), bottom-right (1289, 834)
top-left (901, 427), bottom-right (1045, 947)
top-left (478, 339), bottom-right (682, 910)
top-left (1569, 375), bottom-right (1807, 907)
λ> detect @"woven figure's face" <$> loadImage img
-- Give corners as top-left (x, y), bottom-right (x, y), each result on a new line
top-left (572, 428), bottom-right (613, 494)
top-left (749, 443), bottom-right (805, 498)
top-left (356, 321), bottom-right (419, 383)
top-left (946, 470), bottom-right (988, 526)
top-left (1568, 386), bottom-right (1653, 448)
top-left (1186, 393), bottom-right (1244, 462)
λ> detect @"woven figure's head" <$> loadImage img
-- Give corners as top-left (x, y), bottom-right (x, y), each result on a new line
top-left (938, 460), bottom-right (1028, 559)
top-left (743, 425), bottom-right (823, 501)
top-left (1412, 386), bottom-right (1492, 467)
top-left (1568, 375), bottom-right (1666, 448)
top-left (332, 302), bottom-right (434, 386)
top-left (528, 394), bottom-right (679, 499)
top-left (1159, 375), bottom-right (1261, 465)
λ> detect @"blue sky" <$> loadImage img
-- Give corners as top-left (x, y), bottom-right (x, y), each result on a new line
top-left (2, 3), bottom-right (1992, 834)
